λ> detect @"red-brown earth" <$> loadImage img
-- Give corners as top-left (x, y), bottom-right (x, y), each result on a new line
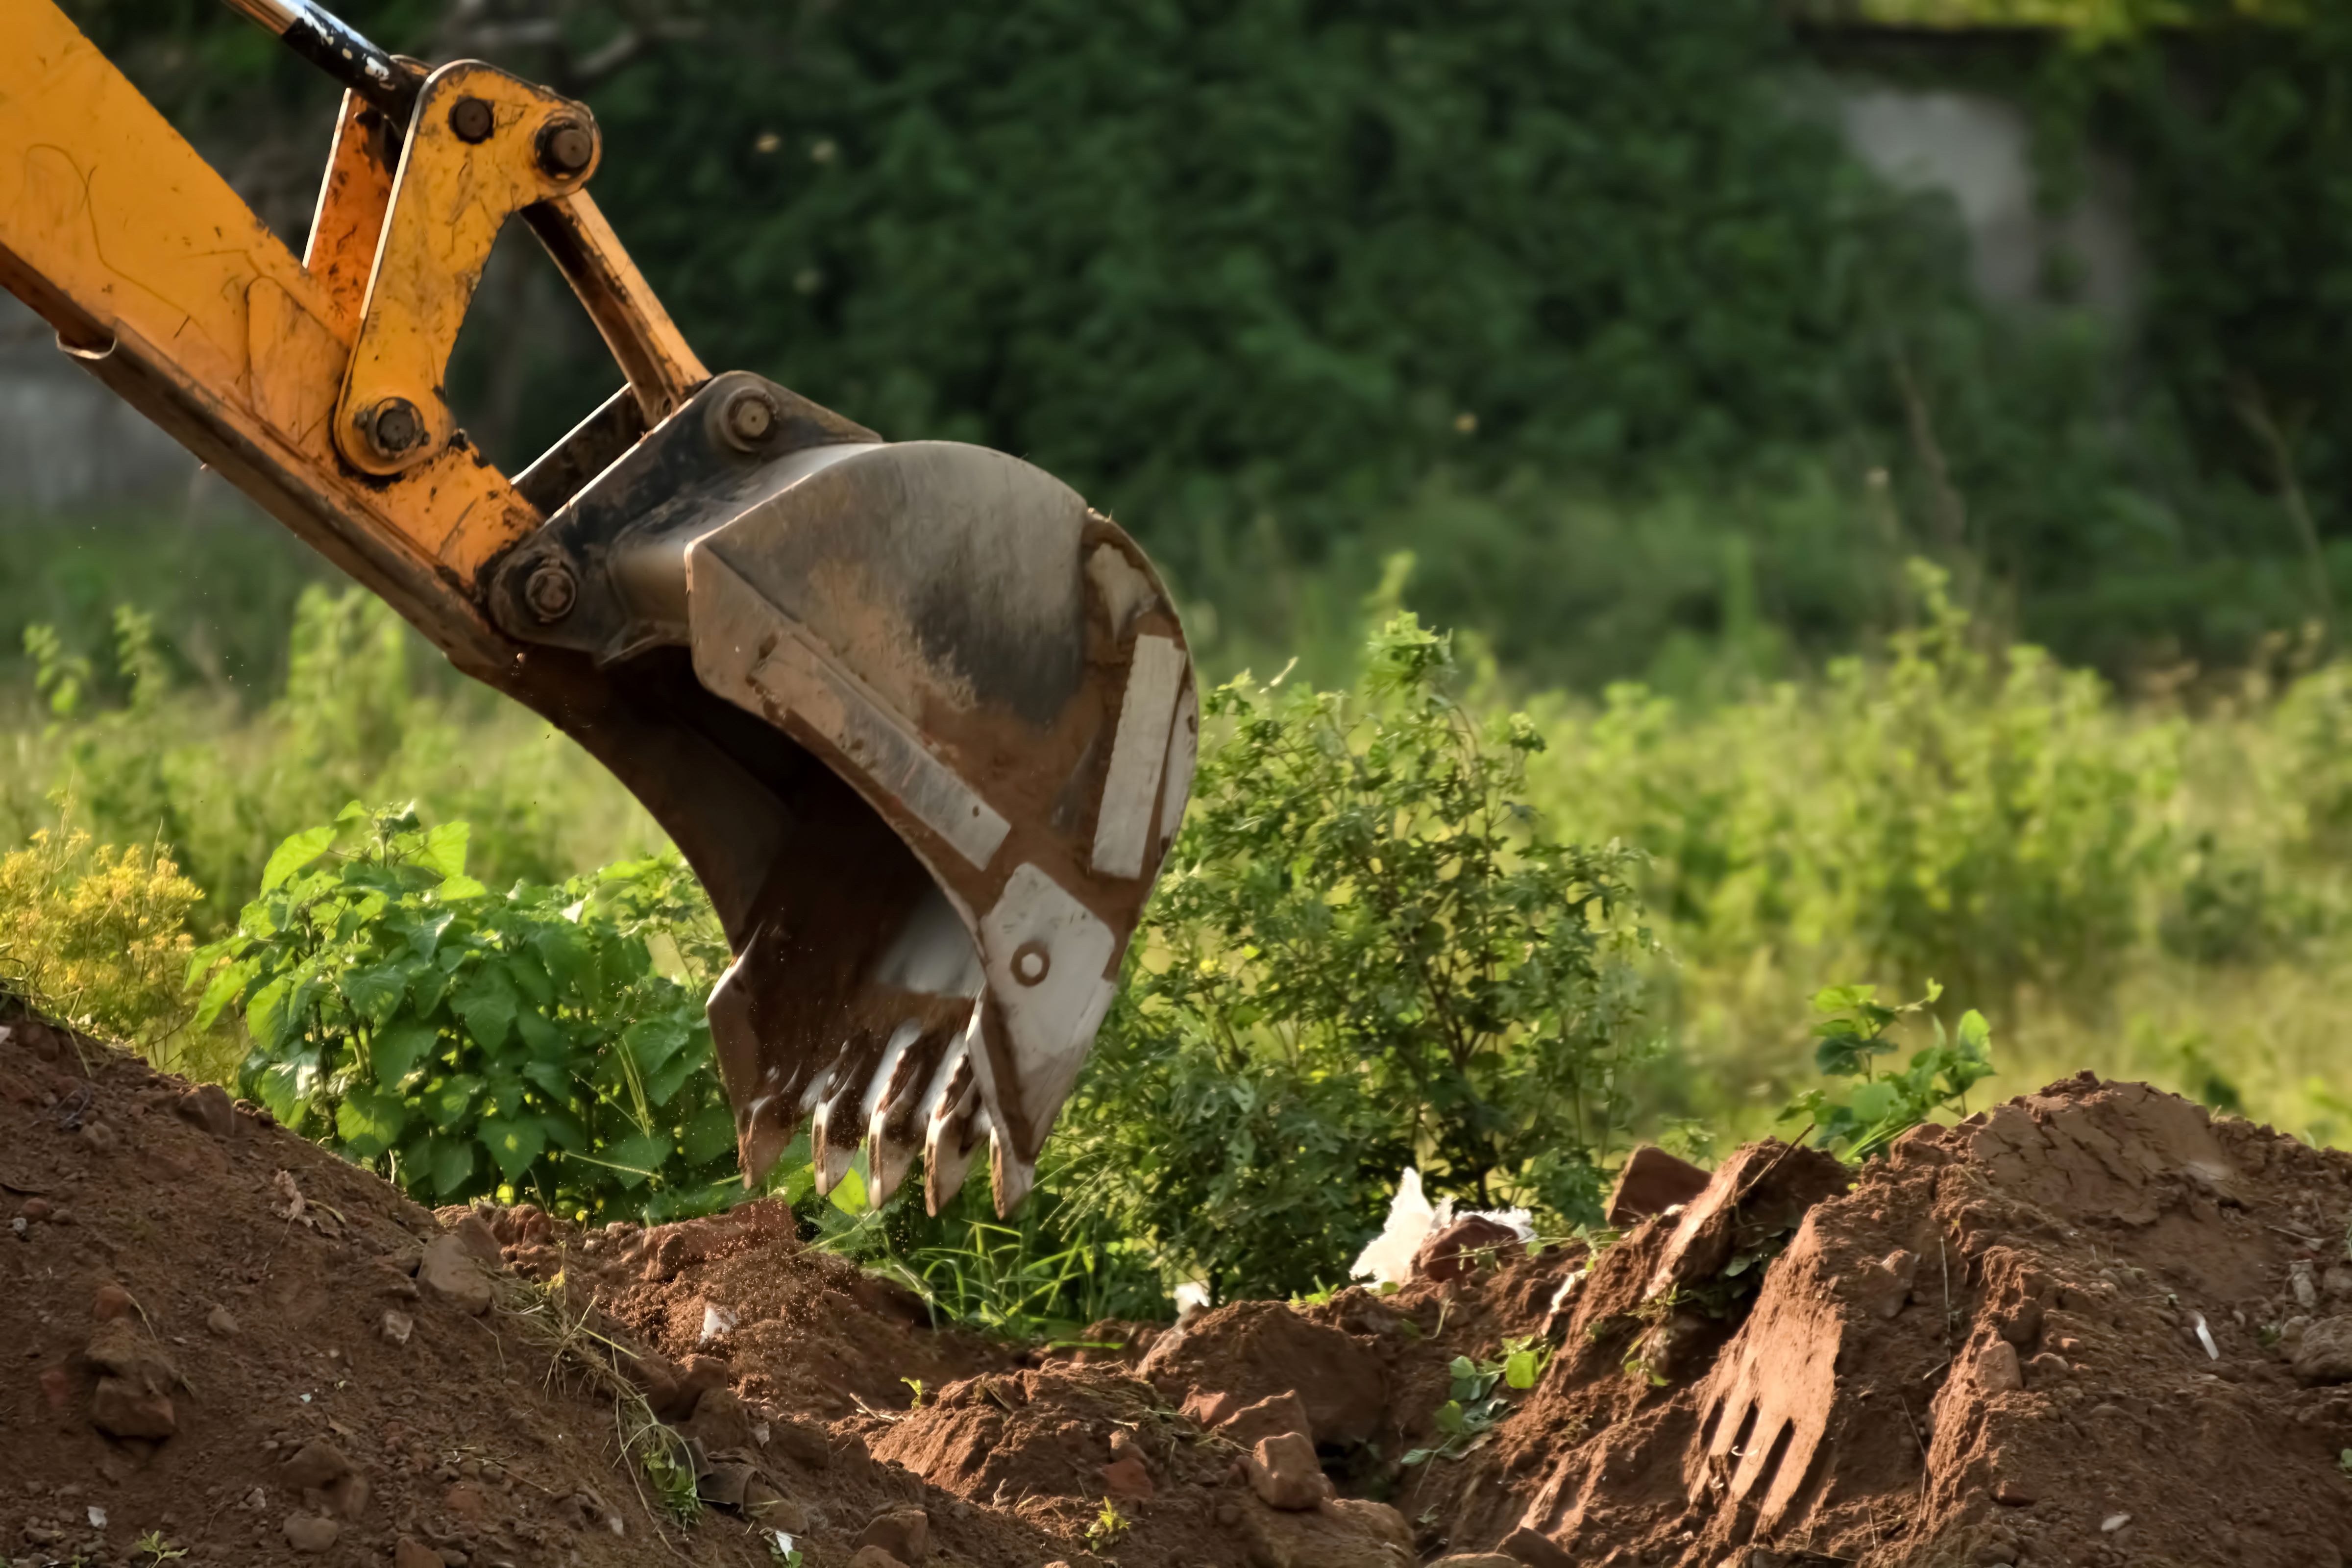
top-left (9, 998), bottom-right (2352, 1568)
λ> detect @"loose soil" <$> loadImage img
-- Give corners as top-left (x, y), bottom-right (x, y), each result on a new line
top-left (11, 999), bottom-right (2352, 1568)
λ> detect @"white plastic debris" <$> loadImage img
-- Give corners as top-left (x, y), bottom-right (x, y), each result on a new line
top-left (1172, 1280), bottom-right (1211, 1318)
top-left (2193, 1312), bottom-right (2220, 1360)
top-left (700, 1303), bottom-right (739, 1344)
top-left (1349, 1166), bottom-right (1538, 1287)
top-left (2101, 1513), bottom-right (2131, 1533)
top-left (86, 1506), bottom-right (105, 1529)
top-left (1351, 1167), bottom-right (1440, 1287)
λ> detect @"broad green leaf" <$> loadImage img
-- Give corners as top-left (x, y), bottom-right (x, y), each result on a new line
top-left (532, 923), bottom-right (590, 989)
top-left (370, 1018), bottom-right (440, 1087)
top-left (539, 1108), bottom-right (588, 1152)
top-left (1504, 1348), bottom-right (1539, 1390)
top-left (336, 1087), bottom-right (408, 1159)
top-left (408, 961), bottom-right (453, 1016)
top-left (599, 1130), bottom-right (672, 1189)
top-left (343, 962), bottom-right (411, 1026)
top-left (452, 965), bottom-right (518, 1049)
top-left (488, 1073), bottom-right (527, 1120)
top-left (191, 958), bottom-right (253, 1031)
top-left (621, 1015), bottom-right (691, 1080)
top-left (424, 1136), bottom-right (475, 1198)
top-left (1847, 1080), bottom-right (1899, 1126)
top-left (437, 875), bottom-right (489, 902)
top-left (419, 821), bottom-right (471, 880)
top-left (829, 1164), bottom-right (869, 1215)
top-left (255, 1060), bottom-right (308, 1129)
top-left (506, 950), bottom-right (555, 1009)
top-left (479, 1117), bottom-right (548, 1182)
top-left (515, 1009), bottom-right (567, 1058)
top-left (261, 826), bottom-right (335, 893)
top-left (519, 1059), bottom-right (576, 1101)
top-left (426, 1074), bottom-right (484, 1129)
top-left (681, 1101), bottom-right (738, 1165)
top-left (644, 1042), bottom-right (705, 1109)
top-left (402, 907), bottom-right (457, 961)
top-left (246, 975), bottom-right (292, 1054)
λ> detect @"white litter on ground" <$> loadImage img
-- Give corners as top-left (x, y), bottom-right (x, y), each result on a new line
top-left (700, 1303), bottom-right (739, 1344)
top-left (1349, 1166), bottom-right (1536, 1286)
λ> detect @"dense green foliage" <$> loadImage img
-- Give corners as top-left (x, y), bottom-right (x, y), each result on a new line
top-left (1067, 613), bottom-right (1655, 1299)
top-left (192, 804), bottom-right (740, 1218)
top-left (38, 0), bottom-right (2352, 688)
top-left (4, 584), bottom-right (663, 930)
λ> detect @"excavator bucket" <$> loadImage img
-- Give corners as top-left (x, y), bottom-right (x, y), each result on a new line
top-left (0, 0), bottom-right (1194, 1215)
top-left (487, 373), bottom-right (1197, 1214)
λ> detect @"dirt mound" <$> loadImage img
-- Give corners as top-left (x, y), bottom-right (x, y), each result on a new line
top-left (1417, 1075), bottom-right (2352, 1567)
top-left (0, 1008), bottom-right (1073, 1568)
top-left (14, 988), bottom-right (2352, 1568)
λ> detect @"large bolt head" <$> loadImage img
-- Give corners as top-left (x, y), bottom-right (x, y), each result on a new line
top-left (448, 97), bottom-right (494, 144)
top-left (524, 562), bottom-right (579, 622)
top-left (720, 388), bottom-right (778, 450)
top-left (360, 398), bottom-right (425, 460)
top-left (536, 117), bottom-right (595, 177)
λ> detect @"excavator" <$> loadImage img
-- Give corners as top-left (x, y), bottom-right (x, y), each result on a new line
top-left (0, 0), bottom-right (1198, 1217)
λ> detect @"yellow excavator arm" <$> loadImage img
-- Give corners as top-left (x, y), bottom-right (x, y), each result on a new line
top-left (0, 0), bottom-right (1198, 1214)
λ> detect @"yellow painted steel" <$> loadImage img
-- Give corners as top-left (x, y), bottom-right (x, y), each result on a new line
top-left (0, 0), bottom-right (540, 593)
top-left (335, 61), bottom-right (593, 475)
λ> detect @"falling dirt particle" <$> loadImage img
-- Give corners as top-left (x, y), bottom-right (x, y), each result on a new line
top-left (90, 1282), bottom-right (135, 1321)
top-left (379, 1308), bottom-right (414, 1347)
top-left (205, 1304), bottom-right (239, 1336)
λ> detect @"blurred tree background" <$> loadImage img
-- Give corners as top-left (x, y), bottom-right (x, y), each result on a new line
top-left (21, 0), bottom-right (2352, 1299)
top-left (29, 0), bottom-right (2352, 693)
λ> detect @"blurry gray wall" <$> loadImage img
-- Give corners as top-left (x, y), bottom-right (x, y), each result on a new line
top-left (0, 294), bottom-right (204, 509)
top-left (1835, 83), bottom-right (2140, 324)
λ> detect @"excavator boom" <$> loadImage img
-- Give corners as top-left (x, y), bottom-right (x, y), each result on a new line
top-left (0, 0), bottom-right (1196, 1214)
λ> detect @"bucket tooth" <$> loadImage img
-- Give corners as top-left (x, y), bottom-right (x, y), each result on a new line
top-left (923, 1054), bottom-right (986, 1215)
top-left (988, 1121), bottom-right (1036, 1217)
top-left (868, 1018), bottom-right (965, 1206)
top-left (809, 1030), bottom-right (885, 1198)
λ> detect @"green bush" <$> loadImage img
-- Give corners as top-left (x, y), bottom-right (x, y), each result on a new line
top-left (1065, 613), bottom-right (1656, 1302)
top-left (0, 817), bottom-right (208, 1067)
top-left (6, 585), bottom-right (663, 931)
top-left (1533, 563), bottom-right (2176, 1009)
top-left (193, 804), bottom-right (740, 1220)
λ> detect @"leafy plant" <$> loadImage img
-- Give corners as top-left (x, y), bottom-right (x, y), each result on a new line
top-left (191, 803), bottom-right (741, 1220)
top-left (1781, 981), bottom-right (1995, 1161)
top-left (1068, 611), bottom-right (1656, 1301)
top-left (1084, 1498), bottom-right (1131, 1552)
top-left (1401, 1338), bottom-right (1550, 1466)
top-left (132, 1531), bottom-right (187, 1565)
top-left (0, 813), bottom-right (206, 1066)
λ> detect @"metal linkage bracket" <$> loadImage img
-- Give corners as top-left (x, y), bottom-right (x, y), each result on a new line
top-left (333, 60), bottom-right (600, 474)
